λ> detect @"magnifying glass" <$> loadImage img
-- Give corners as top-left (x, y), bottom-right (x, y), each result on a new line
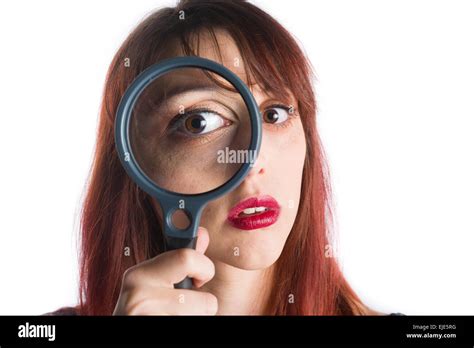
top-left (115, 56), bottom-right (262, 289)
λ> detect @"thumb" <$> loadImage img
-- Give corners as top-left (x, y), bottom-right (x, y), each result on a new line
top-left (195, 226), bottom-right (210, 254)
top-left (193, 227), bottom-right (212, 289)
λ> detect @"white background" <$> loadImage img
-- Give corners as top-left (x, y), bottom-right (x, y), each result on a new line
top-left (0, 0), bottom-right (473, 315)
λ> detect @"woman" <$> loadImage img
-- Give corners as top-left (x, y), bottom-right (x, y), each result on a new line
top-left (48, 0), bottom-right (384, 315)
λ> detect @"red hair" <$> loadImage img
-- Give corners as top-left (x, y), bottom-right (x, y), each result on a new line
top-left (77, 0), bottom-right (368, 315)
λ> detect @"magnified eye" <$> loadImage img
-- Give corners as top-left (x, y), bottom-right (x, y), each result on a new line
top-left (263, 105), bottom-right (290, 124)
top-left (171, 108), bottom-right (231, 136)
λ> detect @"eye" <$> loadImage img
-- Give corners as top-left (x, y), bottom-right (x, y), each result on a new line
top-left (263, 106), bottom-right (290, 124)
top-left (171, 109), bottom-right (231, 136)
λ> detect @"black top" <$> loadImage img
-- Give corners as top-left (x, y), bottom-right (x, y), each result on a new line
top-left (43, 306), bottom-right (405, 316)
top-left (43, 306), bottom-right (79, 316)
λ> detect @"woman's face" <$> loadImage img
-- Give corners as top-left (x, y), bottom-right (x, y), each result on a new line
top-left (150, 30), bottom-right (307, 270)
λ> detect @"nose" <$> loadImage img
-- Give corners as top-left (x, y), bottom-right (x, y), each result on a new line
top-left (243, 88), bottom-right (268, 183)
top-left (244, 132), bottom-right (267, 181)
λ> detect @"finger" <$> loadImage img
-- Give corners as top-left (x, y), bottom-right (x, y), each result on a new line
top-left (128, 288), bottom-right (218, 315)
top-left (195, 226), bottom-right (210, 254)
top-left (193, 227), bottom-right (212, 287)
top-left (125, 248), bottom-right (215, 289)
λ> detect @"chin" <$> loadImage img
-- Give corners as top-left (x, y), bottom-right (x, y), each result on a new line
top-left (220, 254), bottom-right (280, 271)
top-left (210, 239), bottom-right (285, 271)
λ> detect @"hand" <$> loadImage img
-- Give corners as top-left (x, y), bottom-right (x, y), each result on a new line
top-left (113, 227), bottom-right (217, 315)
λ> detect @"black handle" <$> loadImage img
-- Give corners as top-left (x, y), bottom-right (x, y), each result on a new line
top-left (164, 236), bottom-right (198, 289)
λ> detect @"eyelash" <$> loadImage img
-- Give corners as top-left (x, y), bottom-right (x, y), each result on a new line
top-left (167, 107), bottom-right (224, 131)
top-left (165, 107), bottom-right (228, 146)
top-left (263, 103), bottom-right (297, 130)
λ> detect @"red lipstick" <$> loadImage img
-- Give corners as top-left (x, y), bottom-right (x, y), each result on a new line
top-left (227, 195), bottom-right (281, 230)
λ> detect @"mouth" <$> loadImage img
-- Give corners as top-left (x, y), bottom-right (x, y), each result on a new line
top-left (227, 194), bottom-right (281, 230)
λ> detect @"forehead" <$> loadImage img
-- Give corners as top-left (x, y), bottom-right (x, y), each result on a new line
top-left (172, 28), bottom-right (254, 85)
top-left (167, 28), bottom-right (294, 103)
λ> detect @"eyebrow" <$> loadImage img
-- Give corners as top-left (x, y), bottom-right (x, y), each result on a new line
top-left (155, 78), bottom-right (239, 101)
top-left (135, 79), bottom-right (241, 119)
top-left (162, 84), bottom-right (226, 101)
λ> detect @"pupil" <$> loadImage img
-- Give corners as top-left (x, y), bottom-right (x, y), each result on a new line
top-left (266, 110), bottom-right (278, 123)
top-left (186, 115), bottom-right (206, 133)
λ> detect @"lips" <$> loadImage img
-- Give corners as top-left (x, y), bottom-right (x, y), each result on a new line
top-left (227, 195), bottom-right (281, 230)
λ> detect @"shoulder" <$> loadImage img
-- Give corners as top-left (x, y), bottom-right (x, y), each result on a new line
top-left (362, 308), bottom-right (406, 316)
top-left (42, 306), bottom-right (80, 316)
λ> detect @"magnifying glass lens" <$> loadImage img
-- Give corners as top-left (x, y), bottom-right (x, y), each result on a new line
top-left (130, 67), bottom-right (253, 195)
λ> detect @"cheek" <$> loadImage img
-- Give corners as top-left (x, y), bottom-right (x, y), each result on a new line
top-left (269, 120), bottom-right (307, 210)
top-left (274, 120), bottom-right (306, 225)
top-left (275, 121), bottom-right (306, 179)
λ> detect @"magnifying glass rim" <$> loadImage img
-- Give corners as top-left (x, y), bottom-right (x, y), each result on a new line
top-left (115, 56), bottom-right (262, 205)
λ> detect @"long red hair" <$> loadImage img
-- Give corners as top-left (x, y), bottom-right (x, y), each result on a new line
top-left (77, 0), bottom-right (368, 315)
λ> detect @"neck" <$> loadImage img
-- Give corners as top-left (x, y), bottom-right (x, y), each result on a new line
top-left (199, 260), bottom-right (275, 315)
